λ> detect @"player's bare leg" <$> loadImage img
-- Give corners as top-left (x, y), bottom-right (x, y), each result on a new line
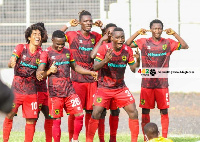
top-left (86, 106), bottom-right (105, 142)
top-left (123, 103), bottom-right (139, 142)
top-left (109, 109), bottom-right (120, 142)
top-left (160, 109), bottom-right (169, 138)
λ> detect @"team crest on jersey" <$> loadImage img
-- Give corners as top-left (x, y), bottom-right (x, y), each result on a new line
top-left (39, 104), bottom-right (42, 110)
top-left (91, 38), bottom-right (95, 44)
top-left (162, 44), bottom-right (167, 50)
top-left (96, 97), bottom-right (102, 103)
top-left (55, 109), bottom-right (60, 115)
top-left (122, 56), bottom-right (127, 61)
top-left (36, 58), bottom-right (40, 64)
top-left (141, 99), bottom-right (145, 105)
top-left (66, 53), bottom-right (70, 58)
top-left (12, 103), bottom-right (16, 108)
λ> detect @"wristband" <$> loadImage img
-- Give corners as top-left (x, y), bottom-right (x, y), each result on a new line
top-left (66, 22), bottom-right (71, 28)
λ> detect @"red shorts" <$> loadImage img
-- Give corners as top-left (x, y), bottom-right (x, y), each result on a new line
top-left (37, 92), bottom-right (48, 111)
top-left (48, 94), bottom-right (83, 118)
top-left (139, 87), bottom-right (170, 109)
top-left (93, 87), bottom-right (135, 109)
top-left (13, 93), bottom-right (38, 118)
top-left (107, 99), bottom-right (118, 110)
top-left (72, 81), bottom-right (97, 110)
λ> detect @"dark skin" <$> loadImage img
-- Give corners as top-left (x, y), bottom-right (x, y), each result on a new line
top-left (125, 23), bottom-right (189, 115)
top-left (92, 30), bottom-right (140, 120)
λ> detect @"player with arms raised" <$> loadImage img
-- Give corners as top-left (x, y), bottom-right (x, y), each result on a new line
top-left (86, 27), bottom-right (140, 142)
top-left (36, 30), bottom-right (98, 142)
top-left (3, 24), bottom-right (44, 142)
top-left (60, 10), bottom-right (103, 141)
top-left (125, 19), bottom-right (189, 140)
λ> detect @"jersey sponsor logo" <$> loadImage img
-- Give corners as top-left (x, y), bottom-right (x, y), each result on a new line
top-left (96, 97), bottom-right (102, 103)
top-left (20, 61), bottom-right (38, 69)
top-left (141, 99), bottom-right (145, 105)
top-left (36, 58), bottom-right (40, 64)
top-left (66, 53), bottom-right (70, 58)
top-left (147, 45), bottom-right (151, 49)
top-left (108, 63), bottom-right (126, 68)
top-left (125, 46), bottom-right (128, 50)
top-left (14, 49), bottom-right (17, 52)
top-left (91, 38), bottom-right (95, 44)
top-left (79, 46), bottom-right (93, 51)
top-left (55, 109), bottom-right (60, 115)
top-left (162, 44), bottom-right (167, 50)
top-left (54, 61), bottom-right (70, 66)
top-left (122, 55), bottom-right (127, 61)
top-left (79, 40), bottom-right (83, 43)
top-left (148, 52), bottom-right (166, 57)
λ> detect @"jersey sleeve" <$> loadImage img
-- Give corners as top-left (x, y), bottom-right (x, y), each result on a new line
top-left (168, 38), bottom-right (181, 52)
top-left (133, 38), bottom-right (146, 50)
top-left (12, 44), bottom-right (24, 59)
top-left (39, 50), bottom-right (48, 65)
top-left (127, 46), bottom-right (135, 65)
top-left (69, 49), bottom-right (75, 63)
top-left (95, 44), bottom-right (106, 62)
top-left (93, 32), bottom-right (102, 46)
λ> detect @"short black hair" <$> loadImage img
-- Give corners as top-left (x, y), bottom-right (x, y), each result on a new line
top-left (112, 27), bottom-right (124, 35)
top-left (150, 19), bottom-right (164, 29)
top-left (105, 23), bottom-right (117, 30)
top-left (79, 10), bottom-right (91, 21)
top-left (25, 24), bottom-right (44, 44)
top-left (52, 30), bottom-right (66, 39)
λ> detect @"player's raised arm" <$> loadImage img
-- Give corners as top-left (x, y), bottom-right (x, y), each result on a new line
top-left (60, 19), bottom-right (79, 32)
top-left (165, 28), bottom-right (189, 49)
top-left (125, 28), bottom-right (148, 48)
top-left (93, 48), bottom-right (113, 71)
top-left (129, 50), bottom-right (140, 73)
top-left (8, 56), bottom-right (17, 68)
top-left (70, 62), bottom-right (98, 81)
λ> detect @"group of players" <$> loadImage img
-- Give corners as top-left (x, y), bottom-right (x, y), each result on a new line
top-left (2, 10), bottom-right (189, 142)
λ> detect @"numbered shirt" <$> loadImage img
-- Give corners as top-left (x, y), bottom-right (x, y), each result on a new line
top-left (65, 30), bottom-right (101, 83)
top-left (39, 46), bottom-right (76, 97)
top-left (12, 44), bottom-right (42, 95)
top-left (95, 43), bottom-right (135, 89)
top-left (134, 37), bottom-right (181, 88)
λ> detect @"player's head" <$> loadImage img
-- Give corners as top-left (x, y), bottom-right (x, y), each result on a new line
top-left (25, 24), bottom-right (44, 46)
top-left (35, 22), bottom-right (48, 43)
top-left (111, 27), bottom-right (125, 50)
top-left (150, 19), bottom-right (163, 39)
top-left (105, 23), bottom-right (117, 42)
top-left (144, 122), bottom-right (159, 141)
top-left (51, 30), bottom-right (66, 51)
top-left (79, 10), bottom-right (92, 32)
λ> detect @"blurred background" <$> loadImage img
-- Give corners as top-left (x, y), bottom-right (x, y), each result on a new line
top-left (0, 0), bottom-right (200, 92)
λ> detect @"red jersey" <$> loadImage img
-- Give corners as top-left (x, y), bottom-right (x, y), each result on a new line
top-left (134, 37), bottom-right (181, 88)
top-left (12, 44), bottom-right (42, 95)
top-left (65, 30), bottom-right (101, 83)
top-left (95, 43), bottom-right (135, 89)
top-left (39, 46), bottom-right (76, 97)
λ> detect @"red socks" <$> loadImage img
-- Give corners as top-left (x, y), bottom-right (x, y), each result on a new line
top-left (161, 114), bottom-right (169, 138)
top-left (109, 115), bottom-right (119, 142)
top-left (68, 114), bottom-right (75, 141)
top-left (86, 118), bottom-right (99, 142)
top-left (73, 115), bottom-right (84, 140)
top-left (129, 119), bottom-right (139, 142)
top-left (25, 123), bottom-right (36, 142)
top-left (52, 119), bottom-right (61, 142)
top-left (98, 119), bottom-right (105, 142)
top-left (44, 119), bottom-right (53, 142)
top-left (85, 113), bottom-right (92, 137)
top-left (3, 117), bottom-right (13, 142)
